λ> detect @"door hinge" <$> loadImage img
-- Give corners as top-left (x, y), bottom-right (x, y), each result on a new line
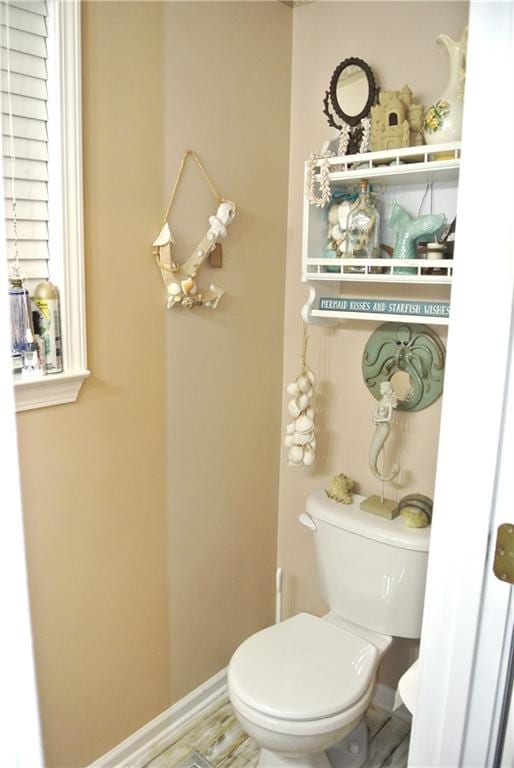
top-left (493, 523), bottom-right (514, 584)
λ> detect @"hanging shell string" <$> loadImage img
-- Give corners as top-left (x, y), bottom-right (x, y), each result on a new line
top-left (284, 324), bottom-right (317, 468)
top-left (305, 150), bottom-right (333, 208)
top-left (359, 117), bottom-right (371, 153)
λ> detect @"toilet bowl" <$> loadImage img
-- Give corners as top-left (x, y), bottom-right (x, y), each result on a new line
top-left (228, 491), bottom-right (430, 767)
top-left (228, 613), bottom-right (391, 768)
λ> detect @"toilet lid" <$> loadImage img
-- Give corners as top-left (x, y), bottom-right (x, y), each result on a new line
top-left (228, 613), bottom-right (377, 721)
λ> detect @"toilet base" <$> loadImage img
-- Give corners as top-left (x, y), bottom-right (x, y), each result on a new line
top-left (256, 719), bottom-right (368, 768)
top-left (257, 748), bottom-right (331, 768)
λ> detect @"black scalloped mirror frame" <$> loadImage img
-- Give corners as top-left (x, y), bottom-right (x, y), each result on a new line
top-left (328, 57), bottom-right (378, 128)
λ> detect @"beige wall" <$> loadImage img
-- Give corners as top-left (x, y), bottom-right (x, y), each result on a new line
top-left (162, 1), bottom-right (292, 701)
top-left (16, 2), bottom-right (291, 765)
top-left (16, 4), bottom-right (170, 765)
top-left (277, 1), bottom-right (469, 687)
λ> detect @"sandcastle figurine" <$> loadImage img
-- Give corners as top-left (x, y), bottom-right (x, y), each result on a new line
top-left (370, 85), bottom-right (424, 152)
top-left (325, 473), bottom-right (354, 505)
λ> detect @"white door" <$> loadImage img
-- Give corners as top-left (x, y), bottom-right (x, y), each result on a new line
top-left (409, 3), bottom-right (514, 767)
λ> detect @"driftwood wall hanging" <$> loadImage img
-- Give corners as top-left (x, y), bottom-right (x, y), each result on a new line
top-left (153, 150), bottom-right (237, 309)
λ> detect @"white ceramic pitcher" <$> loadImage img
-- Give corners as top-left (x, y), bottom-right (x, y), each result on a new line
top-left (423, 27), bottom-right (468, 148)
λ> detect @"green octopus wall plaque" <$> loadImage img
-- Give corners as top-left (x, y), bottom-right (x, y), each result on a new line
top-left (362, 322), bottom-right (445, 411)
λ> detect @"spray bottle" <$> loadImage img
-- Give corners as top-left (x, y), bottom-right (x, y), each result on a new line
top-left (32, 280), bottom-right (63, 373)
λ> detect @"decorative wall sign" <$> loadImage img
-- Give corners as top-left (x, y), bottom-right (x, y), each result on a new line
top-left (153, 150), bottom-right (237, 310)
top-left (319, 297), bottom-right (450, 319)
top-left (362, 322), bottom-right (445, 412)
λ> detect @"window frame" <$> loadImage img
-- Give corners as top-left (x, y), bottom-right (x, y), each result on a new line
top-left (13, 0), bottom-right (88, 412)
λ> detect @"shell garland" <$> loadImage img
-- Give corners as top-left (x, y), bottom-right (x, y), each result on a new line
top-left (359, 117), bottom-right (371, 153)
top-left (284, 369), bottom-right (317, 467)
top-left (305, 150), bottom-right (334, 209)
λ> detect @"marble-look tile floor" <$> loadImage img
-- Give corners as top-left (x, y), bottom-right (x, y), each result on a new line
top-left (145, 694), bottom-right (410, 768)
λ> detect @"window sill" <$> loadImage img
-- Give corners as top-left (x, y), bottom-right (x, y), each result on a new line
top-left (14, 369), bottom-right (90, 412)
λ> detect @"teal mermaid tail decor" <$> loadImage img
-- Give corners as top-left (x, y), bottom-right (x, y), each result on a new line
top-left (390, 201), bottom-right (445, 274)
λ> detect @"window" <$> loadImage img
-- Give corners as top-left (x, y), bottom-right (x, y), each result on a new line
top-left (1, 0), bottom-right (87, 411)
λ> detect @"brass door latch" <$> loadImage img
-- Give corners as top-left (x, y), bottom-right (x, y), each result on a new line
top-left (493, 524), bottom-right (514, 584)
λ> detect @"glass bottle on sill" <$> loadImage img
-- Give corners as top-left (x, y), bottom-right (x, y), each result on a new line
top-left (344, 179), bottom-right (381, 273)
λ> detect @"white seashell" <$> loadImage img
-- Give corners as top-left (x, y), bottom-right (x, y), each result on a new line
top-left (330, 224), bottom-right (343, 241)
top-left (309, 436), bottom-right (317, 451)
top-left (294, 430), bottom-right (314, 446)
top-left (307, 370), bottom-right (316, 386)
top-left (306, 407), bottom-right (314, 420)
top-left (168, 282), bottom-right (182, 296)
top-left (288, 400), bottom-right (301, 417)
top-left (328, 205), bottom-right (339, 226)
top-left (338, 200), bottom-right (352, 230)
top-left (286, 421), bottom-right (295, 435)
top-left (288, 445), bottom-right (304, 464)
top-left (295, 414), bottom-right (314, 433)
top-left (303, 447), bottom-right (316, 467)
top-left (297, 393), bottom-right (309, 410)
top-left (181, 277), bottom-right (197, 295)
top-left (284, 434), bottom-right (295, 447)
top-left (287, 382), bottom-right (299, 397)
top-left (306, 386), bottom-right (314, 399)
top-left (297, 375), bottom-right (310, 393)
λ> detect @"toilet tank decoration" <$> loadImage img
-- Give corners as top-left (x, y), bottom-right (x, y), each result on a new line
top-left (370, 85), bottom-right (425, 151)
top-left (397, 494), bottom-right (433, 528)
top-left (325, 473), bottom-right (354, 504)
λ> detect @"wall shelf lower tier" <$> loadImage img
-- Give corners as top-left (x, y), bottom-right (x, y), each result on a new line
top-left (304, 257), bottom-right (453, 283)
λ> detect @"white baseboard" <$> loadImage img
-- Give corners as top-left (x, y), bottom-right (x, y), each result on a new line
top-left (88, 668), bottom-right (227, 768)
top-left (373, 683), bottom-right (412, 723)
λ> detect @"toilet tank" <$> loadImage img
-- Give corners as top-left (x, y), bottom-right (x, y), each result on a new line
top-left (304, 490), bottom-right (431, 639)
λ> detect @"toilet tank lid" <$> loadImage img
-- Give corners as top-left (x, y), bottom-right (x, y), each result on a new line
top-left (306, 491), bottom-right (430, 552)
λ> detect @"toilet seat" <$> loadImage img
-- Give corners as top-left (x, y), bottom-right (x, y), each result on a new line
top-left (228, 613), bottom-right (378, 722)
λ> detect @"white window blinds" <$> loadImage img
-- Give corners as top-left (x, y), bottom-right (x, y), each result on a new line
top-left (1, 0), bottom-right (49, 292)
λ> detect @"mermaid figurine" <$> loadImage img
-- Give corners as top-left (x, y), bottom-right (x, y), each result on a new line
top-left (369, 381), bottom-right (400, 483)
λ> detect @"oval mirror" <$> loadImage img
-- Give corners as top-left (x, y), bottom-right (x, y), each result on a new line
top-left (336, 65), bottom-right (369, 118)
top-left (327, 57), bottom-right (378, 128)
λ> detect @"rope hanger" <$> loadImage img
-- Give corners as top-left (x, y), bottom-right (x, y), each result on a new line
top-left (161, 149), bottom-right (230, 230)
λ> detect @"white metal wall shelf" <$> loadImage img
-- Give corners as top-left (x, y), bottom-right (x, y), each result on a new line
top-left (302, 141), bottom-right (460, 325)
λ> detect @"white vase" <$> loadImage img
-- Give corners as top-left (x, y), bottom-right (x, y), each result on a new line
top-left (423, 27), bottom-right (468, 150)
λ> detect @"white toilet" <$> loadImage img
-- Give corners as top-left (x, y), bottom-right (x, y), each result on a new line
top-left (228, 490), bottom-right (430, 768)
